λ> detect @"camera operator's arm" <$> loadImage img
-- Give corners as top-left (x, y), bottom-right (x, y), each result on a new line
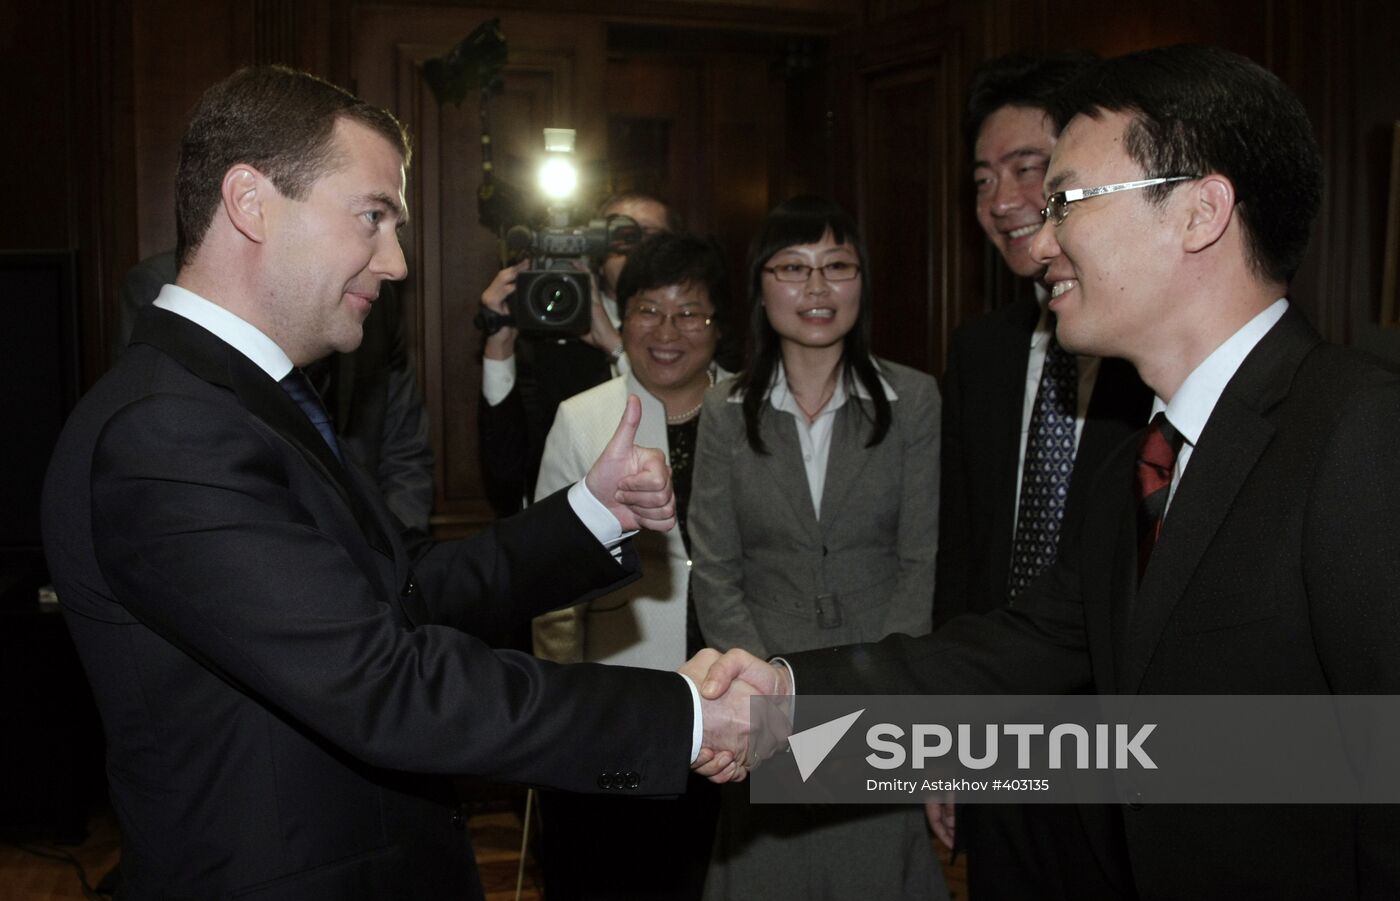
top-left (479, 261), bottom-right (530, 516)
top-left (481, 260), bottom-right (527, 371)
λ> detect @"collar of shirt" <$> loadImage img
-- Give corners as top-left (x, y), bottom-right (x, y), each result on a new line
top-left (1032, 280), bottom-right (1053, 350)
top-left (726, 358), bottom-right (899, 407)
top-left (1150, 298), bottom-right (1290, 450)
top-left (153, 284), bottom-right (295, 381)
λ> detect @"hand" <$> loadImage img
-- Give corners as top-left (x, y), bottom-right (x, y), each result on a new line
top-left (481, 260), bottom-right (528, 360)
top-left (925, 798), bottom-right (956, 850)
top-left (574, 266), bottom-right (624, 359)
top-left (584, 394), bottom-right (675, 533)
top-left (679, 650), bottom-right (741, 783)
top-left (699, 647), bottom-right (790, 701)
top-left (693, 648), bottom-right (793, 783)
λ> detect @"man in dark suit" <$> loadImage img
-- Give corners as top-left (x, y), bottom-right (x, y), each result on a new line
top-left (932, 53), bottom-right (1150, 899)
top-left (41, 65), bottom-right (749, 900)
top-left (116, 251), bottom-right (436, 544)
top-left (703, 45), bottom-right (1400, 899)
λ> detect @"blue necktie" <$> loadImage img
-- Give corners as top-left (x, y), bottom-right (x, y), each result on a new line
top-left (279, 368), bottom-right (343, 463)
top-left (1007, 331), bottom-right (1078, 600)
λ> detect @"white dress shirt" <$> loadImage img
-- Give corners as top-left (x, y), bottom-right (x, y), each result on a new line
top-left (734, 360), bottom-right (899, 520)
top-left (1151, 298), bottom-right (1289, 514)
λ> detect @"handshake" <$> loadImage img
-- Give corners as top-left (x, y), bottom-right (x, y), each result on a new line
top-left (678, 649), bottom-right (795, 783)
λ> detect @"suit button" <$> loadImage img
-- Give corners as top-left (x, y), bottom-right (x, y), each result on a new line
top-left (450, 806), bottom-right (465, 830)
top-left (626, 772), bottom-right (641, 789)
top-left (597, 773), bottom-right (612, 790)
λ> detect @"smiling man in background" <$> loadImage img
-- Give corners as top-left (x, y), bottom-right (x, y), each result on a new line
top-left (932, 52), bottom-right (1149, 900)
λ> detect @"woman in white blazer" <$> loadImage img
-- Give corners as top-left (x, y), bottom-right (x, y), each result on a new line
top-left (532, 232), bottom-right (733, 901)
top-left (691, 196), bottom-right (948, 901)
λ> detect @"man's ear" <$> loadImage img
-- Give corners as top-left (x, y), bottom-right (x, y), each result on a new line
top-left (1182, 175), bottom-right (1234, 255)
top-left (221, 165), bottom-right (270, 245)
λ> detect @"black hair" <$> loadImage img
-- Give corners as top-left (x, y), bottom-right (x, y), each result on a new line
top-left (614, 232), bottom-right (729, 317)
top-left (1051, 44), bottom-right (1322, 284)
top-left (964, 51), bottom-right (1098, 157)
top-left (731, 195), bottom-right (891, 454)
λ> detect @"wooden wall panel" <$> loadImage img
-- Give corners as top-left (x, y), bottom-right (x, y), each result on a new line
top-left (351, 7), bottom-right (608, 533)
top-left (852, 5), bottom-right (973, 378)
top-left (848, 0), bottom-right (1400, 375)
top-left (860, 58), bottom-right (956, 375)
top-left (18, 0), bottom-right (1397, 516)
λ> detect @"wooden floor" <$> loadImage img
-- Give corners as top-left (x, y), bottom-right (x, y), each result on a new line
top-left (0, 798), bottom-right (965, 900)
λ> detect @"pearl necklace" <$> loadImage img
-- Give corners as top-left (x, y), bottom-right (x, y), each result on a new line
top-left (665, 369), bottom-right (715, 424)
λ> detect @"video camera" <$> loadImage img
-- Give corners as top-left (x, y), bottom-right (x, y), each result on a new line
top-left (504, 215), bottom-right (643, 335)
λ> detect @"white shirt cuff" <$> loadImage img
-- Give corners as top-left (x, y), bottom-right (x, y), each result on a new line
top-left (482, 355), bottom-right (515, 406)
top-left (680, 673), bottom-right (703, 764)
top-left (566, 481), bottom-right (634, 553)
top-left (770, 656), bottom-right (795, 696)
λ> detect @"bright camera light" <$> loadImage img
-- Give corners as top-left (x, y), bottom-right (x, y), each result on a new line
top-left (538, 156), bottom-right (579, 202)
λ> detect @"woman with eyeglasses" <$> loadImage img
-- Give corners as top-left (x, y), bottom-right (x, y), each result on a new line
top-left (531, 231), bottom-right (733, 900)
top-left (690, 196), bottom-right (946, 900)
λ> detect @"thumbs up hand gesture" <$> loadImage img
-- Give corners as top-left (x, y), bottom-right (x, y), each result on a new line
top-left (584, 394), bottom-right (676, 533)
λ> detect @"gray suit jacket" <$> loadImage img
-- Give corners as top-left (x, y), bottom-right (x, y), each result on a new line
top-left (689, 358), bottom-right (939, 658)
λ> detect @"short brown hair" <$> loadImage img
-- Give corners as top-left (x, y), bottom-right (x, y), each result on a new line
top-left (175, 65), bottom-right (411, 269)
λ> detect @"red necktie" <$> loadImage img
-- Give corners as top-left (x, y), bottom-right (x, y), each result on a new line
top-left (1136, 413), bottom-right (1181, 581)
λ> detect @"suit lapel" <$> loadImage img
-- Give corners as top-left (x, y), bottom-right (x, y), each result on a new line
top-left (1119, 307), bottom-right (1319, 691)
top-left (819, 395), bottom-right (876, 527)
top-left (132, 307), bottom-right (394, 559)
top-left (757, 407), bottom-right (822, 538)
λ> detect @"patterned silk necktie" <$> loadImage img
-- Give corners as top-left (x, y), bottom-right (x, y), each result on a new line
top-left (1135, 412), bottom-right (1182, 581)
top-left (1007, 331), bottom-right (1078, 600)
top-left (279, 368), bottom-right (343, 463)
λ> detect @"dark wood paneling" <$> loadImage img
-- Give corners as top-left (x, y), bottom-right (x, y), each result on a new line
top-left (351, 7), bottom-right (608, 531)
top-left (853, 11), bottom-right (971, 377)
top-left (860, 59), bottom-right (953, 374)
top-left (16, 0), bottom-right (1399, 500)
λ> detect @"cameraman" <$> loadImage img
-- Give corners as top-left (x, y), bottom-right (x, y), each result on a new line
top-left (478, 192), bottom-right (678, 515)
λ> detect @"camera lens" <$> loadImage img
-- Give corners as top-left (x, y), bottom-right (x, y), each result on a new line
top-left (528, 275), bottom-right (583, 324)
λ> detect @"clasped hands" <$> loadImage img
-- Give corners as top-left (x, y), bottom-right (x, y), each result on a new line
top-left (680, 648), bottom-right (793, 784)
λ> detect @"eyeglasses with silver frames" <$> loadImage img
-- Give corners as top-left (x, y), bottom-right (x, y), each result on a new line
top-left (626, 305), bottom-right (714, 332)
top-left (1040, 176), bottom-right (1199, 225)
